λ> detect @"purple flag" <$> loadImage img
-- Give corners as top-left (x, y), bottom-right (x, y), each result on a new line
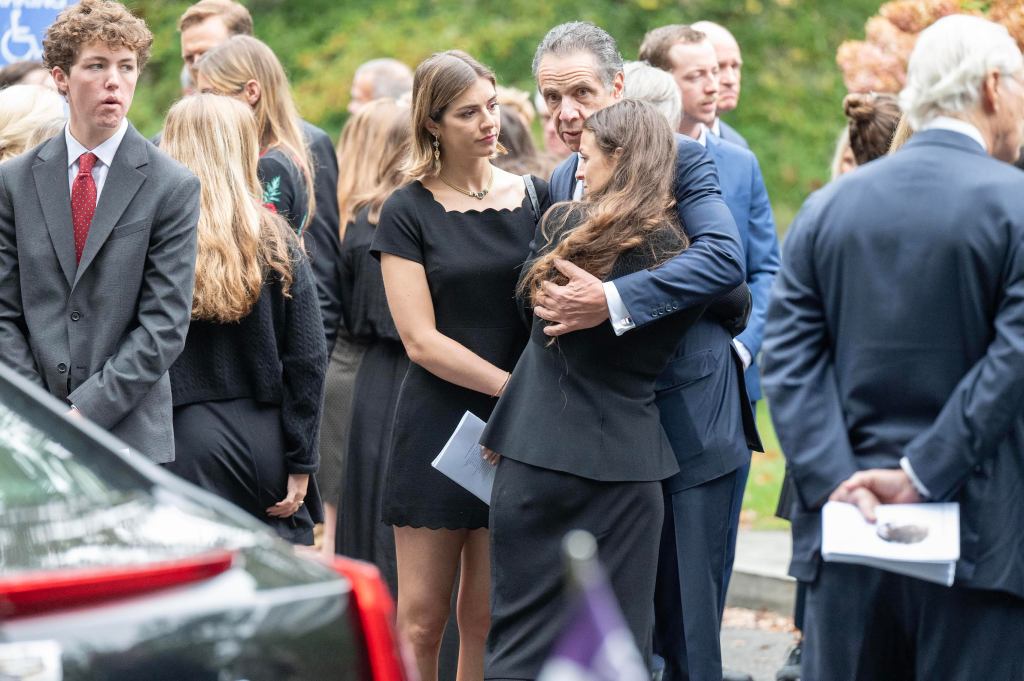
top-left (536, 562), bottom-right (648, 681)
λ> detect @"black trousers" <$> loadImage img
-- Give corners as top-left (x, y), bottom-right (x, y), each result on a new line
top-left (486, 458), bottom-right (663, 681)
top-left (803, 562), bottom-right (1024, 681)
top-left (653, 467), bottom-right (743, 681)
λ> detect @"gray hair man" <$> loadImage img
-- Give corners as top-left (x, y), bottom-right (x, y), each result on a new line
top-left (484, 19), bottom-right (761, 681)
top-left (348, 58), bottom-right (413, 114)
top-left (763, 14), bottom-right (1024, 680)
top-left (691, 20), bottom-right (748, 147)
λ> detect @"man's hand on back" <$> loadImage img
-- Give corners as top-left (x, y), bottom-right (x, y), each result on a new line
top-left (534, 258), bottom-right (609, 337)
top-left (829, 469), bottom-right (922, 522)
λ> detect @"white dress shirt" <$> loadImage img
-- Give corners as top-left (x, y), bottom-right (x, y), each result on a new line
top-left (65, 118), bottom-right (129, 202)
top-left (920, 116), bottom-right (987, 152)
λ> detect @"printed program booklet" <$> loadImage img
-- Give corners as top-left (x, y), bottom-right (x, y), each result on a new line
top-left (821, 501), bottom-right (960, 586)
top-left (431, 411), bottom-right (494, 505)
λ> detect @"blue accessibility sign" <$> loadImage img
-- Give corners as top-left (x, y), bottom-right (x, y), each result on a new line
top-left (0, 1), bottom-right (79, 66)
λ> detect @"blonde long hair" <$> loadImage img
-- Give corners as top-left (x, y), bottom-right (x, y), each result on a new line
top-left (349, 101), bottom-right (411, 226)
top-left (336, 98), bottom-right (407, 232)
top-left (162, 94), bottom-right (295, 323)
top-left (0, 84), bottom-right (66, 162)
top-left (198, 35), bottom-right (316, 224)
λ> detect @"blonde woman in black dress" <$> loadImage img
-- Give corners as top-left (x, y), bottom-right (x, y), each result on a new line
top-left (372, 51), bottom-right (549, 681)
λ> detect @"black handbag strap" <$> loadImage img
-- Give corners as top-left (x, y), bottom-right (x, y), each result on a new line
top-left (523, 174), bottom-right (541, 220)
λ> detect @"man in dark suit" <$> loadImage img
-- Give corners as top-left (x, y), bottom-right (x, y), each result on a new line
top-left (0, 0), bottom-right (198, 463)
top-left (635, 27), bottom-right (778, 681)
top-left (178, 0), bottom-right (343, 349)
top-left (692, 20), bottom-right (748, 149)
top-left (763, 15), bottom-right (1024, 680)
top-left (533, 22), bottom-right (760, 681)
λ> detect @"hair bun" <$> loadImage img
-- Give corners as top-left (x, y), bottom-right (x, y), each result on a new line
top-left (843, 93), bottom-right (877, 123)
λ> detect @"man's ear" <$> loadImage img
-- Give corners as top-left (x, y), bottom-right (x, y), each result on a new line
top-left (612, 146), bottom-right (625, 160)
top-left (244, 79), bottom-right (261, 106)
top-left (611, 70), bottom-right (625, 101)
top-left (51, 67), bottom-right (69, 97)
top-left (981, 69), bottom-right (1001, 114)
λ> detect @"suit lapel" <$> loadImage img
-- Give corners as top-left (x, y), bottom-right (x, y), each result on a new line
top-left (74, 125), bottom-right (148, 286)
top-left (32, 135), bottom-right (76, 288)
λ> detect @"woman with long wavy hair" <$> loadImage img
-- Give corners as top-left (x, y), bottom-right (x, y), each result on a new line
top-left (163, 94), bottom-right (327, 545)
top-left (331, 98), bottom-right (412, 591)
top-left (479, 99), bottom-right (703, 679)
top-left (196, 35), bottom-right (316, 236)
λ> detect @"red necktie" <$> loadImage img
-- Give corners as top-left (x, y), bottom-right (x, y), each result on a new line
top-left (72, 152), bottom-right (98, 264)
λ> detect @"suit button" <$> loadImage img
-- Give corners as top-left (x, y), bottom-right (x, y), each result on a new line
top-left (57, 363), bottom-right (67, 373)
top-left (70, 311), bottom-right (81, 321)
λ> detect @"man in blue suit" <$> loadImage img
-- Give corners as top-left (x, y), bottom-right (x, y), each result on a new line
top-left (763, 15), bottom-right (1024, 680)
top-left (531, 22), bottom-right (761, 681)
top-left (636, 26), bottom-right (779, 681)
top-left (692, 21), bottom-right (749, 149)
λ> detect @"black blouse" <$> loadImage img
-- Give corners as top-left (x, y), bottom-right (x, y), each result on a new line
top-left (339, 207), bottom-right (400, 344)
top-left (259, 147), bottom-right (310, 236)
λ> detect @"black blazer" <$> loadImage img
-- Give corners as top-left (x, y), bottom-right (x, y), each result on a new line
top-left (481, 207), bottom-right (702, 482)
top-left (763, 130), bottom-right (1024, 599)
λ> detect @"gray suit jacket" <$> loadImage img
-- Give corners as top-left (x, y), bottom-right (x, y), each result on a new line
top-left (0, 124), bottom-right (199, 463)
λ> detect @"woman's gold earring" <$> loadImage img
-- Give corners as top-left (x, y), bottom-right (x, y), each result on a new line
top-left (432, 135), bottom-right (441, 162)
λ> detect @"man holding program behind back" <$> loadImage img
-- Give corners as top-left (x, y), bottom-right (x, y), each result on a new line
top-left (763, 14), bottom-right (1024, 681)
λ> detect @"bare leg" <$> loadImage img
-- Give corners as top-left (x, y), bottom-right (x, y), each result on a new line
top-left (320, 502), bottom-right (338, 557)
top-left (455, 528), bottom-right (490, 681)
top-left (394, 526), bottom-right (467, 681)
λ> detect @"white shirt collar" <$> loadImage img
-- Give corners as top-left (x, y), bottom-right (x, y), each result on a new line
top-left (695, 124), bottom-right (708, 148)
top-left (920, 116), bottom-right (987, 152)
top-left (65, 118), bottom-right (129, 169)
top-left (711, 117), bottom-right (721, 137)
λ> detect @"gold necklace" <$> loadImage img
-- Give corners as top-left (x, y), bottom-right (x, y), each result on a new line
top-left (438, 167), bottom-right (494, 200)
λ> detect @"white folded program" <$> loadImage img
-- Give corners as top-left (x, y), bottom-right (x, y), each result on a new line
top-left (821, 501), bottom-right (960, 586)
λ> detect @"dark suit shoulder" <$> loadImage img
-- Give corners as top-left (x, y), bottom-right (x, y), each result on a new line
top-left (301, 119), bottom-right (333, 148)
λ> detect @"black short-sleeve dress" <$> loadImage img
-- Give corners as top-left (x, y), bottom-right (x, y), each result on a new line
top-left (370, 177), bottom-right (550, 530)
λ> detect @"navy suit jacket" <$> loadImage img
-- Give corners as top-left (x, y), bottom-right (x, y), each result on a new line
top-left (550, 135), bottom-right (760, 492)
top-left (763, 130), bottom-right (1024, 599)
top-left (706, 133), bottom-right (781, 402)
top-left (718, 120), bottom-right (749, 149)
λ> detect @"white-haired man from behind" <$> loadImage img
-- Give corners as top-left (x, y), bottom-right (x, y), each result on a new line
top-left (623, 61), bottom-right (682, 129)
top-left (763, 14), bottom-right (1024, 681)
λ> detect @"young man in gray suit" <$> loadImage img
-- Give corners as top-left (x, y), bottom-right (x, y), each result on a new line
top-left (0, 0), bottom-right (199, 463)
top-left (764, 15), bottom-right (1024, 680)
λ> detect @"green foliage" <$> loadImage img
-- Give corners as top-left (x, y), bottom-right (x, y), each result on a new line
top-left (126, 0), bottom-right (878, 230)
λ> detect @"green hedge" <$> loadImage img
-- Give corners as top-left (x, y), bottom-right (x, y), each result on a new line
top-left (126, 0), bottom-right (879, 230)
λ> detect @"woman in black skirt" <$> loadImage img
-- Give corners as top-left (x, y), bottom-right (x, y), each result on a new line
top-left (480, 100), bottom-right (705, 679)
top-left (373, 51), bottom-right (549, 681)
top-left (163, 94), bottom-right (327, 545)
top-left (333, 99), bottom-right (412, 595)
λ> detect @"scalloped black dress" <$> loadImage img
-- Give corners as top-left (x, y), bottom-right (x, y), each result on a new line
top-left (370, 178), bottom-right (549, 530)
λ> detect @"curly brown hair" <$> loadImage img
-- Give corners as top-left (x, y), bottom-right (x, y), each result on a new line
top-left (43, 0), bottom-right (153, 76)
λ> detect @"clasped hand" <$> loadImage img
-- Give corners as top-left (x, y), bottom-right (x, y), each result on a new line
top-left (829, 469), bottom-right (922, 522)
top-left (533, 258), bottom-right (608, 337)
top-left (267, 473), bottom-right (309, 518)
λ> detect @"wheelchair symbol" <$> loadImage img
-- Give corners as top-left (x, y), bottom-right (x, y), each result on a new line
top-left (2, 9), bottom-right (43, 64)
